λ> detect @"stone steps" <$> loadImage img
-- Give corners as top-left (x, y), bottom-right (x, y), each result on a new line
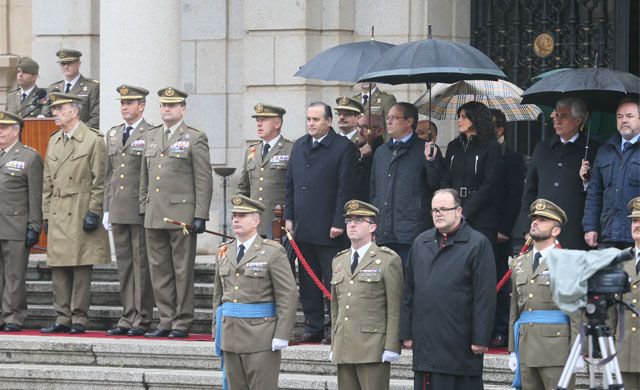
top-left (0, 335), bottom-right (514, 389)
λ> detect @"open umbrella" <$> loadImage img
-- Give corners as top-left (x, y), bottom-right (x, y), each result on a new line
top-left (294, 28), bottom-right (394, 82)
top-left (414, 79), bottom-right (542, 121)
top-left (522, 67), bottom-right (640, 112)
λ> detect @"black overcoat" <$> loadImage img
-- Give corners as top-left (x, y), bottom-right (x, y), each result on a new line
top-left (400, 221), bottom-right (496, 376)
top-left (284, 128), bottom-right (358, 246)
top-left (522, 133), bottom-right (600, 249)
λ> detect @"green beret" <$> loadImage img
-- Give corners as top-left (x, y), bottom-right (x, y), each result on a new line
top-left (17, 57), bottom-right (39, 75)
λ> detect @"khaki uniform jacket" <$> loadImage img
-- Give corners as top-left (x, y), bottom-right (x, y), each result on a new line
top-left (5, 87), bottom-right (44, 118)
top-left (139, 122), bottom-right (213, 228)
top-left (0, 142), bottom-right (43, 240)
top-left (353, 89), bottom-right (396, 140)
top-left (42, 121), bottom-right (110, 266)
top-left (611, 256), bottom-right (639, 373)
top-left (104, 119), bottom-right (152, 225)
top-left (49, 75), bottom-right (100, 128)
top-left (330, 243), bottom-right (403, 364)
top-left (212, 238), bottom-right (298, 353)
top-left (236, 137), bottom-right (293, 236)
top-left (508, 250), bottom-right (581, 367)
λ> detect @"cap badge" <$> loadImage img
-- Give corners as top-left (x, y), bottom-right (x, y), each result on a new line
top-left (59, 51), bottom-right (67, 58)
top-left (232, 196), bottom-right (242, 206)
top-left (535, 201), bottom-right (546, 211)
top-left (0, 113), bottom-right (4, 120)
top-left (255, 104), bottom-right (264, 113)
top-left (339, 97), bottom-right (349, 106)
top-left (348, 201), bottom-right (359, 211)
top-left (119, 86), bottom-right (129, 95)
top-left (49, 95), bottom-right (57, 102)
top-left (165, 88), bottom-right (175, 97)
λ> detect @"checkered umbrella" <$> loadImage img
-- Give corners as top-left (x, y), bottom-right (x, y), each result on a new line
top-left (414, 79), bottom-right (543, 121)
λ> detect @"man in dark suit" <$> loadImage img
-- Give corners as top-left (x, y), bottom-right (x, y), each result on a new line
top-left (490, 109), bottom-right (525, 347)
top-left (285, 102), bottom-right (358, 344)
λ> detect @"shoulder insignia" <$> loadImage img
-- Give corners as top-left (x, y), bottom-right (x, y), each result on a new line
top-left (379, 246), bottom-right (395, 254)
top-left (50, 80), bottom-right (64, 87)
top-left (110, 124), bottom-right (124, 131)
top-left (336, 248), bottom-right (349, 256)
top-left (249, 140), bottom-right (261, 147)
top-left (92, 79), bottom-right (100, 84)
top-left (22, 145), bottom-right (37, 153)
top-left (89, 127), bottom-right (101, 134)
top-left (10, 87), bottom-right (19, 93)
top-left (261, 239), bottom-right (282, 248)
top-left (187, 126), bottom-right (202, 133)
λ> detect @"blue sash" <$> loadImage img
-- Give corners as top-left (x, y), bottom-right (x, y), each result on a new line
top-left (512, 310), bottom-right (569, 389)
top-left (214, 302), bottom-right (276, 390)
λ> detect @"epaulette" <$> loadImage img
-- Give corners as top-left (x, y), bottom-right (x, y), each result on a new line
top-left (22, 144), bottom-right (38, 153)
top-left (49, 80), bottom-right (64, 87)
top-left (336, 248), bottom-right (349, 256)
top-left (50, 129), bottom-right (61, 138)
top-left (261, 239), bottom-right (281, 247)
top-left (9, 87), bottom-right (19, 93)
top-left (509, 251), bottom-right (529, 268)
top-left (92, 79), bottom-right (100, 84)
top-left (89, 127), bottom-right (102, 135)
top-left (379, 246), bottom-right (395, 254)
top-left (249, 140), bottom-right (261, 147)
top-left (109, 124), bottom-right (124, 131)
top-left (187, 125), bottom-right (203, 134)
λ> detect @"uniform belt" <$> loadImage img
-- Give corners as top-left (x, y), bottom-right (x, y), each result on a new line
top-left (53, 187), bottom-right (91, 197)
top-left (458, 187), bottom-right (478, 198)
top-left (512, 310), bottom-right (569, 389)
top-left (214, 301), bottom-right (276, 390)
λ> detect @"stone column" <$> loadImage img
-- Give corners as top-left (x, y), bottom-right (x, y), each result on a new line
top-left (99, 0), bottom-right (181, 129)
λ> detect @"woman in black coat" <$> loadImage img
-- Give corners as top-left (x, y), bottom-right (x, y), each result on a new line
top-left (427, 101), bottom-right (501, 248)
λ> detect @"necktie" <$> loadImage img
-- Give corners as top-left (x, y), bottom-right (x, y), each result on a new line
top-left (237, 244), bottom-right (245, 262)
top-left (623, 141), bottom-right (631, 152)
top-left (362, 94), bottom-right (369, 106)
top-left (21, 93), bottom-right (27, 103)
top-left (65, 83), bottom-right (72, 93)
top-left (262, 143), bottom-right (271, 160)
top-left (312, 140), bottom-right (319, 149)
top-left (164, 128), bottom-right (171, 143)
top-left (123, 126), bottom-right (133, 145)
top-left (351, 251), bottom-right (359, 273)
top-left (63, 134), bottom-right (69, 145)
top-left (532, 252), bottom-right (542, 273)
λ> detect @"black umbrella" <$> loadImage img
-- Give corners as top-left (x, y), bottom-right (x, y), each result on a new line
top-left (521, 67), bottom-right (640, 112)
top-left (294, 28), bottom-right (394, 82)
top-left (358, 26), bottom-right (506, 85)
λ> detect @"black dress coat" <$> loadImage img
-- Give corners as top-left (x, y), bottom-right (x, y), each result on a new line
top-left (355, 135), bottom-right (384, 202)
top-left (496, 142), bottom-right (525, 237)
top-left (284, 128), bottom-right (358, 246)
top-left (522, 133), bottom-right (600, 249)
top-left (400, 220), bottom-right (496, 376)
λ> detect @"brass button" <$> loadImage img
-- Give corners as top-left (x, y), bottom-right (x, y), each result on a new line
top-left (349, 280), bottom-right (354, 284)
top-left (344, 317), bottom-right (349, 321)
top-left (633, 299), bottom-right (638, 304)
top-left (258, 197), bottom-right (263, 201)
top-left (155, 189), bottom-right (159, 192)
top-left (530, 280), bottom-right (535, 284)
top-left (160, 153), bottom-right (164, 157)
top-left (367, 278), bottom-right (371, 282)
top-left (234, 286), bottom-right (238, 290)
top-left (632, 327), bottom-right (637, 332)
top-left (120, 174), bottom-right (124, 178)
top-left (120, 186), bottom-right (124, 189)
top-left (345, 305), bottom-right (350, 309)
top-left (233, 299), bottom-right (237, 303)
top-left (632, 313), bottom-right (637, 318)
top-left (260, 168), bottom-right (264, 171)
top-left (374, 328), bottom-right (378, 332)
top-left (182, 199), bottom-right (186, 203)
top-left (120, 164), bottom-right (125, 167)
top-left (122, 153), bottom-right (125, 157)
top-left (528, 293), bottom-right (534, 298)
top-left (235, 273), bottom-right (240, 276)
top-left (633, 284), bottom-right (637, 290)
top-left (347, 293), bottom-right (352, 297)
top-left (158, 164), bottom-right (162, 168)
top-left (259, 177), bottom-right (264, 181)
top-left (156, 176), bottom-right (160, 180)
top-left (259, 187), bottom-right (263, 191)
top-left (528, 308), bottom-right (532, 311)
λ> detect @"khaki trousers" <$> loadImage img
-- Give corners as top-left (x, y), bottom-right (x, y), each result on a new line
top-left (337, 362), bottom-right (391, 390)
top-left (520, 365), bottom-right (574, 390)
top-left (0, 239), bottom-right (29, 325)
top-left (223, 349), bottom-right (281, 390)
top-left (51, 265), bottom-right (93, 326)
top-left (145, 228), bottom-right (196, 331)
top-left (112, 223), bottom-right (154, 328)
top-left (622, 372), bottom-right (639, 389)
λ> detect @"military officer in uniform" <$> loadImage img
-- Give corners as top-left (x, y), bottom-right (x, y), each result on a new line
top-left (41, 93), bottom-right (111, 334)
top-left (335, 96), bottom-right (364, 144)
top-left (5, 57), bottom-right (46, 118)
top-left (237, 103), bottom-right (293, 238)
top-left (353, 83), bottom-right (396, 141)
top-left (103, 85), bottom-right (155, 336)
top-left (48, 49), bottom-right (100, 128)
top-left (508, 199), bottom-right (581, 389)
top-left (611, 197), bottom-right (640, 388)
top-left (140, 87), bottom-right (213, 338)
top-left (0, 111), bottom-right (43, 332)
top-left (330, 200), bottom-right (403, 390)
top-left (213, 195), bottom-right (297, 390)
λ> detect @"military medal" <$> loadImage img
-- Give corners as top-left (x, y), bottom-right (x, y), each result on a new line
top-left (218, 245), bottom-right (228, 258)
top-left (248, 146), bottom-right (256, 161)
top-left (375, 259), bottom-right (381, 265)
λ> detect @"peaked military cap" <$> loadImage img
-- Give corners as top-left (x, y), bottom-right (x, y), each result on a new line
top-left (343, 199), bottom-right (379, 218)
top-left (251, 103), bottom-right (286, 118)
top-left (17, 57), bottom-right (39, 75)
top-left (56, 49), bottom-right (82, 63)
top-left (529, 199), bottom-right (567, 225)
top-left (49, 92), bottom-right (84, 108)
top-left (335, 96), bottom-right (364, 114)
top-left (0, 111), bottom-right (24, 125)
top-left (231, 195), bottom-right (265, 214)
top-left (158, 87), bottom-right (188, 104)
top-left (627, 196), bottom-right (640, 218)
top-left (116, 84), bottom-right (149, 100)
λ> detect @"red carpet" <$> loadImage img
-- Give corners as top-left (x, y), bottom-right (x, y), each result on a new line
top-left (5, 329), bottom-right (213, 341)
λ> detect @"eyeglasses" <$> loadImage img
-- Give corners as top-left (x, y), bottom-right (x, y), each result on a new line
top-left (344, 217), bottom-right (374, 225)
top-left (430, 207), bottom-right (458, 215)
top-left (386, 115), bottom-right (408, 121)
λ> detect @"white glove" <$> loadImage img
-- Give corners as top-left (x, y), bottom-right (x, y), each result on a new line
top-left (382, 350), bottom-right (400, 363)
top-left (328, 351), bottom-right (333, 362)
top-left (102, 212), bottom-right (112, 231)
top-left (573, 355), bottom-right (585, 373)
top-left (508, 352), bottom-right (518, 372)
top-left (271, 338), bottom-right (289, 351)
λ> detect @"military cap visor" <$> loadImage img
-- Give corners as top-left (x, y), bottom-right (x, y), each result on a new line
top-left (343, 200), bottom-right (379, 218)
top-left (0, 111), bottom-right (24, 125)
top-left (116, 85), bottom-right (149, 100)
top-left (627, 197), bottom-right (640, 218)
top-left (56, 49), bottom-right (82, 63)
top-left (335, 96), bottom-right (364, 114)
top-left (49, 92), bottom-right (83, 107)
top-left (158, 87), bottom-right (187, 103)
top-left (528, 199), bottom-right (567, 225)
top-left (231, 195), bottom-right (265, 214)
top-left (251, 103), bottom-right (286, 118)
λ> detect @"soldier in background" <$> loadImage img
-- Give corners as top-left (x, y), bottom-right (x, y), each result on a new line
top-left (103, 85), bottom-right (155, 336)
top-left (353, 83), bottom-right (396, 141)
top-left (48, 49), bottom-right (100, 128)
top-left (140, 87), bottom-right (212, 338)
top-left (41, 93), bottom-right (110, 334)
top-left (0, 111), bottom-right (43, 332)
top-left (330, 200), bottom-right (403, 390)
top-left (213, 195), bottom-right (297, 390)
top-left (5, 57), bottom-right (46, 118)
top-left (415, 119), bottom-right (438, 144)
top-left (237, 104), bottom-right (292, 238)
top-left (508, 199), bottom-right (581, 390)
top-left (335, 96), bottom-right (364, 144)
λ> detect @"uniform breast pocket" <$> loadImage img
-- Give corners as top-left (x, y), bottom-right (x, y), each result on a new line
top-left (595, 159), bottom-right (614, 186)
top-left (535, 276), bottom-right (553, 302)
top-left (218, 266), bottom-right (230, 291)
top-left (244, 267), bottom-right (269, 293)
top-left (357, 273), bottom-right (382, 298)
